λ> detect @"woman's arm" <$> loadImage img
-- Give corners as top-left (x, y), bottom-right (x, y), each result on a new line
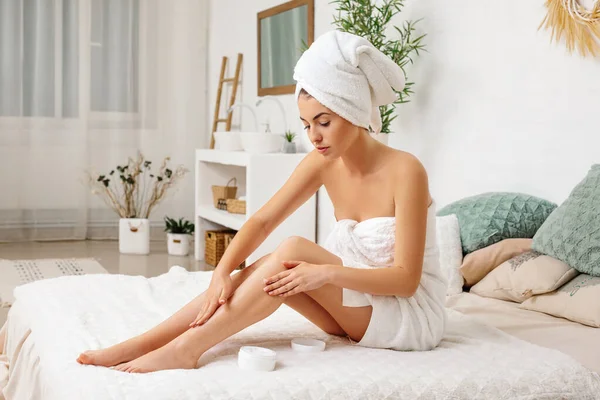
top-left (215, 151), bottom-right (325, 275)
top-left (325, 155), bottom-right (430, 297)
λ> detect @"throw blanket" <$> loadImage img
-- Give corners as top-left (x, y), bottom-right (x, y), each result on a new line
top-left (6, 267), bottom-right (600, 400)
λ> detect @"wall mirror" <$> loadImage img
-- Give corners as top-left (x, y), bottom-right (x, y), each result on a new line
top-left (257, 0), bottom-right (314, 96)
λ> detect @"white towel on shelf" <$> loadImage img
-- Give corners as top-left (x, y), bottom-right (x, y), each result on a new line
top-left (293, 30), bottom-right (405, 133)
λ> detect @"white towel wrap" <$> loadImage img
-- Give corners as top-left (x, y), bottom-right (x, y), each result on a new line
top-left (293, 30), bottom-right (405, 134)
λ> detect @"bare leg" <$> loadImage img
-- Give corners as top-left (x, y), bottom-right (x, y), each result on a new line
top-left (117, 237), bottom-right (372, 373)
top-left (77, 255), bottom-right (270, 367)
top-left (78, 244), bottom-right (345, 367)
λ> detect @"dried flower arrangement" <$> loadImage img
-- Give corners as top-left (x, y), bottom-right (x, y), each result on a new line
top-left (540, 0), bottom-right (600, 57)
top-left (86, 152), bottom-right (188, 219)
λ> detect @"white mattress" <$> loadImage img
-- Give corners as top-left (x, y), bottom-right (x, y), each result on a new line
top-left (2, 267), bottom-right (600, 400)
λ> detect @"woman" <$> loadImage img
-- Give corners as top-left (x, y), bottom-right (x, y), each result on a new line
top-left (76, 30), bottom-right (447, 373)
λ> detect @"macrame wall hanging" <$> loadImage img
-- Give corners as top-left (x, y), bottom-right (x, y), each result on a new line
top-left (540, 0), bottom-right (600, 57)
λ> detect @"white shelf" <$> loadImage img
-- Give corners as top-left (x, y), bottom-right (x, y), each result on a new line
top-left (196, 149), bottom-right (250, 167)
top-left (197, 204), bottom-right (246, 231)
top-left (195, 149), bottom-right (315, 265)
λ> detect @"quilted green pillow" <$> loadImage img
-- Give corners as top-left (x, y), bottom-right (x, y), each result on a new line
top-left (438, 192), bottom-right (557, 255)
top-left (532, 165), bottom-right (600, 276)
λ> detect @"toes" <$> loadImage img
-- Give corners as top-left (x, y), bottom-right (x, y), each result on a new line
top-left (114, 362), bottom-right (129, 372)
top-left (77, 353), bottom-right (92, 365)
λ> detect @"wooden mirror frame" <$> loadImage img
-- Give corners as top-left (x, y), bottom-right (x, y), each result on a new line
top-left (257, 0), bottom-right (314, 96)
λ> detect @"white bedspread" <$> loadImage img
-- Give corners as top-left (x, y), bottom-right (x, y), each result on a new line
top-left (6, 267), bottom-right (600, 400)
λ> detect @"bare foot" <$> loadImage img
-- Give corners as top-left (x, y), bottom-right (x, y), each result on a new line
top-left (76, 340), bottom-right (147, 368)
top-left (113, 341), bottom-right (198, 373)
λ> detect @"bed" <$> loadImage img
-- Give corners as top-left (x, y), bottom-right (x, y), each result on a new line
top-left (1, 267), bottom-right (599, 400)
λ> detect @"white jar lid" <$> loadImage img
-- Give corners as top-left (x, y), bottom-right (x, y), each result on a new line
top-left (291, 338), bottom-right (326, 353)
top-left (238, 346), bottom-right (277, 371)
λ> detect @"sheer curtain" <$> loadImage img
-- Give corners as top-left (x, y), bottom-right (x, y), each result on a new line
top-left (0, 0), bottom-right (208, 241)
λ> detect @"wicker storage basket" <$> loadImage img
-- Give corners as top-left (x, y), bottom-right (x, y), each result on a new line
top-left (224, 232), bottom-right (235, 249)
top-left (211, 178), bottom-right (237, 208)
top-left (226, 199), bottom-right (246, 215)
top-left (205, 229), bottom-right (236, 267)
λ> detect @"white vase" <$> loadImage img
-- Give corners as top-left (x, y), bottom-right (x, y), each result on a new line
top-left (119, 218), bottom-right (150, 255)
top-left (167, 233), bottom-right (190, 256)
top-left (282, 141), bottom-right (297, 153)
top-left (370, 132), bottom-right (389, 146)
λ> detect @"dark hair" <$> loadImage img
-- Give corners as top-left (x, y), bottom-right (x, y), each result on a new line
top-left (298, 88), bottom-right (312, 98)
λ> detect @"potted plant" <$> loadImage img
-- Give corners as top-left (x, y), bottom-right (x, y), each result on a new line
top-left (282, 130), bottom-right (297, 153)
top-left (164, 217), bottom-right (195, 256)
top-left (331, 0), bottom-right (426, 144)
top-left (86, 152), bottom-right (188, 255)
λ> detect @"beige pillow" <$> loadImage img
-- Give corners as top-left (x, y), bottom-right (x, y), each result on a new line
top-left (460, 238), bottom-right (533, 287)
top-left (519, 274), bottom-right (600, 327)
top-left (471, 251), bottom-right (579, 303)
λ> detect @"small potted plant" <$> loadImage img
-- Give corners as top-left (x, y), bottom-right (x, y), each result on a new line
top-left (282, 130), bottom-right (297, 153)
top-left (86, 152), bottom-right (188, 255)
top-left (164, 217), bottom-right (195, 256)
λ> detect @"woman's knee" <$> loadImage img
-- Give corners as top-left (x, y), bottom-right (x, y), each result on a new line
top-left (273, 236), bottom-right (307, 260)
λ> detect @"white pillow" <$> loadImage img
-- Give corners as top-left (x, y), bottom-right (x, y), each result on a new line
top-left (436, 214), bottom-right (464, 295)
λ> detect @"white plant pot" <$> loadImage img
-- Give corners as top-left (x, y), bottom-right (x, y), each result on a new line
top-left (370, 132), bottom-right (389, 146)
top-left (119, 218), bottom-right (150, 255)
top-left (282, 141), bottom-right (297, 153)
top-left (167, 233), bottom-right (190, 256)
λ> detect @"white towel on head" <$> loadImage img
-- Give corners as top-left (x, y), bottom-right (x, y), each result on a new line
top-left (293, 30), bottom-right (405, 134)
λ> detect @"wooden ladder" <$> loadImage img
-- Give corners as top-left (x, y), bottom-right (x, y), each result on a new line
top-left (210, 53), bottom-right (243, 149)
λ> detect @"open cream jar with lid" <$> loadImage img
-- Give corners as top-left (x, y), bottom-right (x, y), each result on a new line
top-left (237, 346), bottom-right (277, 371)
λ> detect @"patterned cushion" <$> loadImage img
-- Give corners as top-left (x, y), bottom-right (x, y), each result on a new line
top-left (519, 274), bottom-right (600, 327)
top-left (437, 193), bottom-right (557, 255)
top-left (471, 251), bottom-right (578, 303)
top-left (532, 165), bottom-right (600, 276)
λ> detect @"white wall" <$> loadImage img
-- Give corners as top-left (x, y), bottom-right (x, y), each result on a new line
top-left (208, 0), bottom-right (600, 244)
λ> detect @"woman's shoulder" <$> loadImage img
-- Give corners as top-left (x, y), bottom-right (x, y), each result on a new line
top-left (385, 148), bottom-right (431, 203)
top-left (386, 148), bottom-right (428, 180)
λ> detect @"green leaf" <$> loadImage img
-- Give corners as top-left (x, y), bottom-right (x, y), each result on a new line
top-left (331, 0), bottom-right (426, 127)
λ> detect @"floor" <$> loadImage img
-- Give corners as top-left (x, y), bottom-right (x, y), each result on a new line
top-left (0, 240), bottom-right (214, 326)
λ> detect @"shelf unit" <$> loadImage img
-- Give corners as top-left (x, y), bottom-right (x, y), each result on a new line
top-left (195, 149), bottom-right (316, 266)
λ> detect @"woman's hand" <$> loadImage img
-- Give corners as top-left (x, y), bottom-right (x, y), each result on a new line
top-left (189, 271), bottom-right (233, 328)
top-left (263, 261), bottom-right (330, 297)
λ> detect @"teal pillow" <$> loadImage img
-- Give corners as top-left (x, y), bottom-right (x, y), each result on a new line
top-left (438, 192), bottom-right (557, 255)
top-left (532, 165), bottom-right (600, 276)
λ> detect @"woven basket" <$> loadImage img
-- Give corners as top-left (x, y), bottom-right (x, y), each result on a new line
top-left (205, 229), bottom-right (236, 267)
top-left (226, 199), bottom-right (246, 215)
top-left (211, 178), bottom-right (237, 208)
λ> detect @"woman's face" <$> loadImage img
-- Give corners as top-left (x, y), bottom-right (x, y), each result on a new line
top-left (297, 95), bottom-right (361, 158)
